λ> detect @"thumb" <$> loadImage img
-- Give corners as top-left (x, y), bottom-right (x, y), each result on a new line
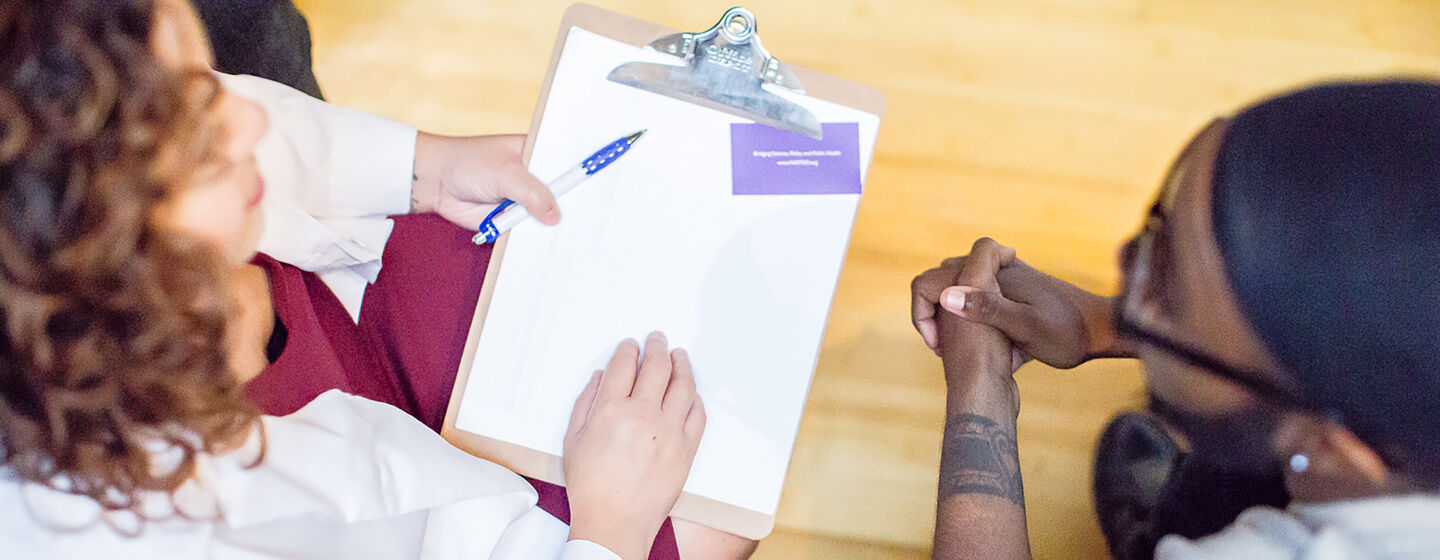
top-left (500, 167), bottom-right (561, 226)
top-left (941, 285), bottom-right (1036, 344)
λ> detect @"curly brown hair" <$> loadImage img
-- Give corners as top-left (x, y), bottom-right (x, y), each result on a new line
top-left (0, 0), bottom-right (260, 522)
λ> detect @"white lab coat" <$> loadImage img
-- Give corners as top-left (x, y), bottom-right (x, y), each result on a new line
top-left (223, 72), bottom-right (414, 321)
top-left (0, 74), bottom-right (619, 560)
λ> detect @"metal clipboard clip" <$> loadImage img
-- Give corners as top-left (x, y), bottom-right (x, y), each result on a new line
top-left (606, 7), bottom-right (823, 140)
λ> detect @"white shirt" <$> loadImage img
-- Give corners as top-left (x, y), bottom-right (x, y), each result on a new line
top-left (222, 72), bottom-right (415, 321)
top-left (0, 75), bottom-right (619, 560)
top-left (1157, 496), bottom-right (1440, 560)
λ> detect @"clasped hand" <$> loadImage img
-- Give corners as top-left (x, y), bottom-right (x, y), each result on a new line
top-left (911, 238), bottom-right (1124, 374)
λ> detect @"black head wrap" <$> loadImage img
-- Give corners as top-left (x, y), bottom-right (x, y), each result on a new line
top-left (1212, 79), bottom-right (1440, 485)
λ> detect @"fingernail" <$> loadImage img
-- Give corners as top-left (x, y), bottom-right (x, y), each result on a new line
top-left (649, 331), bottom-right (666, 344)
top-left (944, 290), bottom-right (965, 313)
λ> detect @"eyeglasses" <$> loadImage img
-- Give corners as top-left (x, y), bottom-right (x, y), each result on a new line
top-left (1113, 119), bottom-right (1335, 420)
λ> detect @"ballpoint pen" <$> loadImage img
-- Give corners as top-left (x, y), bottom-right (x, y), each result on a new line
top-left (472, 129), bottom-right (646, 244)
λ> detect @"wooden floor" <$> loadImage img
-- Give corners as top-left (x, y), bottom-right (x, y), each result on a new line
top-left (290, 1), bottom-right (1440, 558)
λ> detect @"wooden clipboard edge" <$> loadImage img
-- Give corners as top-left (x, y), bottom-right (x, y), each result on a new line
top-left (442, 2), bottom-right (884, 542)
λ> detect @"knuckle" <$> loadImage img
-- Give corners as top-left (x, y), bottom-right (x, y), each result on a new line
top-left (913, 269), bottom-right (947, 296)
top-left (971, 294), bottom-right (997, 321)
top-left (593, 399), bottom-right (621, 416)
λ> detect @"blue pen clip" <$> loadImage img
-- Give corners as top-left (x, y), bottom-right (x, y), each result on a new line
top-left (475, 200), bottom-right (515, 244)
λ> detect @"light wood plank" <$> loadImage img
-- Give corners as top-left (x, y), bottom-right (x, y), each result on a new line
top-left (291, 1), bottom-right (1440, 557)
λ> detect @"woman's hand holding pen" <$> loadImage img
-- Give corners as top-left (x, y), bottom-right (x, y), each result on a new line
top-left (410, 132), bottom-right (561, 230)
top-left (563, 332), bottom-right (707, 560)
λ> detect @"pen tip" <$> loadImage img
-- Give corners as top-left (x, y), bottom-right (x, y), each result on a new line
top-left (626, 129), bottom-right (646, 143)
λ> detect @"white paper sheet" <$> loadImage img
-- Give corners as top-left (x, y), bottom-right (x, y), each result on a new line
top-left (454, 28), bottom-right (879, 516)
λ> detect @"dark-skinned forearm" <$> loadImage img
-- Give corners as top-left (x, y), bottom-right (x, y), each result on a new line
top-left (933, 364), bottom-right (1031, 560)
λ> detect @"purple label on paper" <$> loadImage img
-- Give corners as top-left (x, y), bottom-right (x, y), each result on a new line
top-left (730, 122), bottom-right (862, 195)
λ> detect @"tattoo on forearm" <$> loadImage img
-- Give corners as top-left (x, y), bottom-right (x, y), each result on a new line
top-left (410, 171), bottom-right (420, 212)
top-left (939, 413), bottom-right (1024, 506)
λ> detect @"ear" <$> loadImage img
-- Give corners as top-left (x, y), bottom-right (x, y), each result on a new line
top-left (1273, 412), bottom-right (1392, 501)
top-left (149, 0), bottom-right (215, 69)
top-left (1320, 423), bottom-right (1389, 486)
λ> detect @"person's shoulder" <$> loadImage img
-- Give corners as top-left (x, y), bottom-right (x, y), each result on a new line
top-left (1154, 505), bottom-right (1310, 560)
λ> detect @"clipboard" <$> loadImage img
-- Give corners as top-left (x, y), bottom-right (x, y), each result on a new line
top-left (441, 3), bottom-right (885, 540)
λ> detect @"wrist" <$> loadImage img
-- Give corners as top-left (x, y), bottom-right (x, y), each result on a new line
top-left (1082, 295), bottom-right (1135, 360)
top-left (944, 366), bottom-right (1020, 421)
top-left (936, 315), bottom-right (1018, 418)
top-left (568, 514), bottom-right (655, 560)
top-left (410, 132), bottom-right (447, 214)
top-left (944, 355), bottom-right (1025, 420)
top-left (939, 330), bottom-right (1012, 385)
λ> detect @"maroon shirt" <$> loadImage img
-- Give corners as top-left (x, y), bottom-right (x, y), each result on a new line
top-left (246, 214), bottom-right (680, 560)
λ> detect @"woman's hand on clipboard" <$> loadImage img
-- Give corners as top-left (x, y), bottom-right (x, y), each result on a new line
top-left (410, 133), bottom-right (561, 231)
top-left (562, 332), bottom-right (707, 560)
